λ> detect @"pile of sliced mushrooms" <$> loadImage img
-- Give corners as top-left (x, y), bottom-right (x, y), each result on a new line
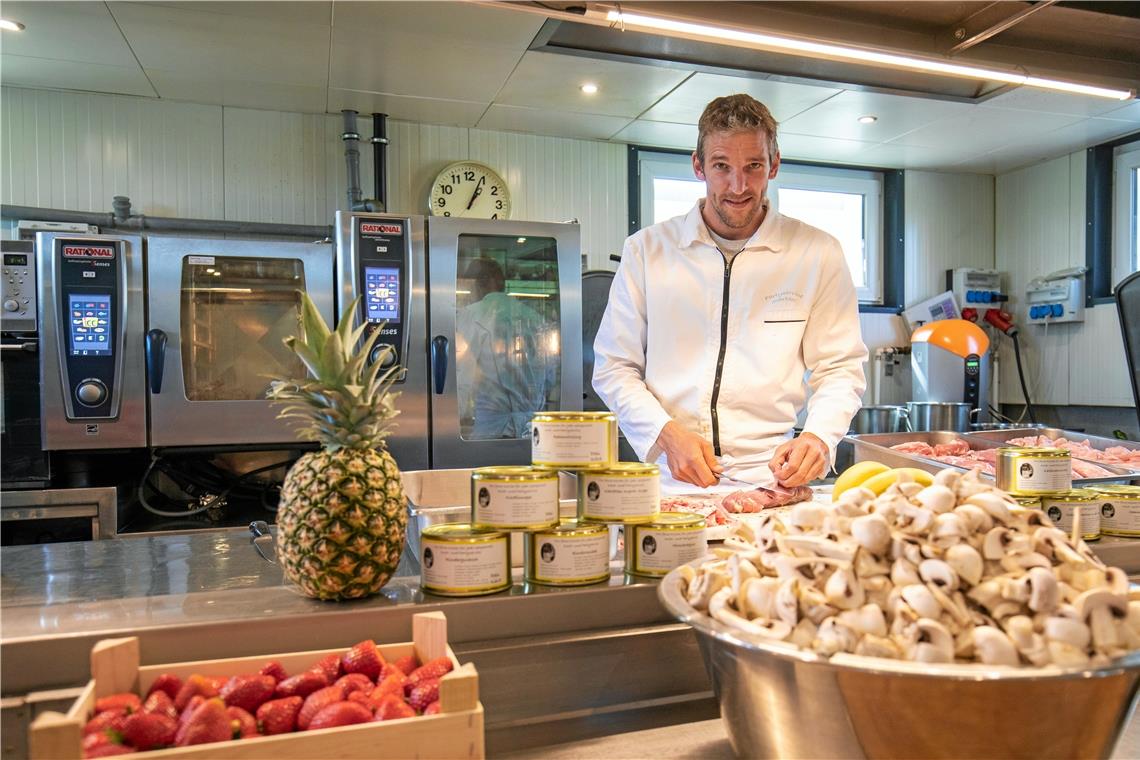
top-left (678, 468), bottom-right (1140, 667)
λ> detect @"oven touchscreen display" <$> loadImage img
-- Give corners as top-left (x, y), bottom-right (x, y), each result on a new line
top-left (364, 266), bottom-right (400, 323)
top-left (69, 294), bottom-right (112, 356)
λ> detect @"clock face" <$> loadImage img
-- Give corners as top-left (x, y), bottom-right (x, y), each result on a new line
top-left (429, 161), bottom-right (511, 219)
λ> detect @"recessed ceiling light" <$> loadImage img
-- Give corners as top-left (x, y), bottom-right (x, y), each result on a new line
top-left (0, 18), bottom-right (26, 32)
top-left (580, 83), bottom-right (599, 95)
top-left (517, 237), bottom-right (527, 244)
top-left (858, 115), bottom-right (878, 124)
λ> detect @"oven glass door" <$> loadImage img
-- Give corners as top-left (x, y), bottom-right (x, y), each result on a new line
top-left (146, 238), bottom-right (335, 447)
top-left (1, 340), bottom-right (50, 486)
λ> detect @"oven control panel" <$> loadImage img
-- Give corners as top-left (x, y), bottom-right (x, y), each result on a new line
top-left (56, 239), bottom-right (121, 418)
top-left (1, 241), bottom-right (36, 333)
top-left (353, 216), bottom-right (409, 381)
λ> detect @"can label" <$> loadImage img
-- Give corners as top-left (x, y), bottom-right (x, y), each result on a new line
top-left (581, 474), bottom-right (660, 520)
top-left (1100, 498), bottom-right (1140, 536)
top-left (1009, 458), bottom-right (1071, 493)
top-left (532, 533), bottom-right (610, 583)
top-left (1043, 501), bottom-right (1101, 538)
top-left (473, 478), bottom-right (558, 528)
top-left (632, 527), bottom-right (707, 575)
top-left (421, 538), bottom-right (509, 594)
top-left (533, 421), bottom-right (611, 466)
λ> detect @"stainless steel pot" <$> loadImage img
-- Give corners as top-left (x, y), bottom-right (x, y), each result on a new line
top-left (850, 405), bottom-right (909, 434)
top-left (906, 401), bottom-right (972, 432)
top-left (659, 565), bottom-right (1140, 759)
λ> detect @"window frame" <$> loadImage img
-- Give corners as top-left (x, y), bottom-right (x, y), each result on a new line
top-left (1085, 132), bottom-right (1140, 305)
top-left (1112, 140), bottom-right (1140, 288)
top-left (627, 145), bottom-right (903, 312)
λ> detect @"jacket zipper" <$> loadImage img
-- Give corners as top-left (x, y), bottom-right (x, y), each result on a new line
top-left (710, 252), bottom-right (735, 456)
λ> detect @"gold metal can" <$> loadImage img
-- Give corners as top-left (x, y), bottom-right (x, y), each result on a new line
top-left (1089, 484), bottom-right (1140, 537)
top-left (1041, 490), bottom-right (1101, 541)
top-left (420, 524), bottom-right (511, 596)
top-left (578, 463), bottom-right (661, 523)
top-left (471, 466), bottom-right (560, 531)
top-left (996, 447), bottom-right (1072, 494)
top-left (625, 512), bottom-right (708, 577)
top-left (1012, 495), bottom-right (1042, 509)
top-left (524, 519), bottom-right (611, 586)
top-left (531, 411), bottom-right (618, 470)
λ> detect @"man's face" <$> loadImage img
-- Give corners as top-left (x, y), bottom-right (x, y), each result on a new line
top-left (692, 129), bottom-right (780, 239)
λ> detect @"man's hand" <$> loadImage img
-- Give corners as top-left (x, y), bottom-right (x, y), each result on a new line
top-left (769, 432), bottom-right (828, 487)
top-left (655, 421), bottom-right (721, 487)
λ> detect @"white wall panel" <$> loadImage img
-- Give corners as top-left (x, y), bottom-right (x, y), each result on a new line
top-left (903, 170), bottom-right (994, 306)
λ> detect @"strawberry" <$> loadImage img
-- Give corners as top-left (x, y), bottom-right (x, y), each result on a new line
top-left (259, 661), bottom-right (288, 683)
top-left (275, 670), bottom-right (328, 699)
top-left (174, 674), bottom-right (220, 711)
top-left (335, 673), bottom-right (374, 696)
top-left (315, 653), bottom-right (342, 683)
top-left (341, 640), bottom-right (384, 681)
top-left (373, 693), bottom-right (416, 721)
top-left (83, 710), bottom-right (128, 737)
top-left (308, 701), bottom-right (373, 730)
top-left (176, 696), bottom-right (204, 731)
top-left (146, 674), bottom-right (182, 701)
top-left (297, 684), bottom-right (346, 730)
top-left (392, 655), bottom-right (417, 676)
top-left (407, 657), bottom-right (453, 689)
top-left (225, 706), bottom-right (258, 738)
top-left (424, 701), bottom-right (441, 716)
top-left (95, 694), bottom-right (141, 715)
top-left (83, 741), bottom-right (136, 758)
top-left (142, 690), bottom-right (177, 721)
top-left (220, 674), bottom-right (276, 713)
top-left (174, 698), bottom-right (230, 746)
top-left (374, 672), bottom-right (408, 698)
top-left (121, 711), bottom-right (176, 751)
top-left (256, 696), bottom-right (302, 736)
top-left (408, 679), bottom-right (440, 713)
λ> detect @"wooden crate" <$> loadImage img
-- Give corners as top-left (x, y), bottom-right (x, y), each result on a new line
top-left (29, 612), bottom-right (484, 759)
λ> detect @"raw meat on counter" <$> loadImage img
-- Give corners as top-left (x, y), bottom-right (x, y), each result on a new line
top-left (888, 439), bottom-right (1118, 478)
top-left (660, 486), bottom-right (811, 526)
top-left (1007, 435), bottom-right (1140, 470)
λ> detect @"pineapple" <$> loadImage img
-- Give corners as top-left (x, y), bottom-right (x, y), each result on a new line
top-left (269, 293), bottom-right (406, 601)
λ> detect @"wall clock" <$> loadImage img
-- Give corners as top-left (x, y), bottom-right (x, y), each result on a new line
top-left (429, 161), bottom-right (512, 219)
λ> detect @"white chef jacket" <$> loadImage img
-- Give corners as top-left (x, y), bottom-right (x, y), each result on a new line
top-left (592, 200), bottom-right (867, 483)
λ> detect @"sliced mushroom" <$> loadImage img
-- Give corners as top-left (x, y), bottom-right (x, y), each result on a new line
top-left (788, 502), bottom-right (827, 530)
top-left (945, 543), bottom-right (983, 587)
top-left (973, 626), bottom-right (1020, 666)
top-left (850, 513), bottom-right (891, 554)
top-left (774, 577), bottom-right (801, 627)
top-left (739, 576), bottom-right (779, 620)
top-left (1047, 640), bottom-right (1090, 667)
top-left (799, 583), bottom-right (839, 625)
top-left (955, 503), bottom-right (994, 535)
top-left (824, 566), bottom-right (866, 610)
top-left (900, 583), bottom-right (942, 620)
top-left (1043, 615), bottom-right (1091, 650)
top-left (929, 512), bottom-right (966, 549)
top-left (1000, 551), bottom-right (1051, 574)
top-left (709, 587), bottom-right (793, 640)
top-left (919, 558), bottom-right (960, 593)
top-left (687, 569), bottom-right (728, 610)
top-left (855, 548), bottom-right (891, 578)
top-left (914, 484), bottom-right (957, 514)
top-left (856, 634), bottom-right (902, 659)
top-left (837, 603), bottom-right (888, 637)
top-left (912, 618), bottom-right (955, 663)
top-left (779, 534), bottom-right (857, 563)
top-left (933, 468), bottom-right (961, 490)
top-left (790, 617), bottom-right (819, 648)
top-left (1075, 588), bottom-right (1128, 651)
top-left (1004, 615), bottom-right (1050, 666)
top-left (891, 557), bottom-right (922, 587)
top-left (1026, 566), bottom-right (1059, 614)
top-left (896, 502), bottom-right (935, 535)
top-left (727, 553), bottom-right (760, 597)
top-left (965, 492), bottom-right (1014, 525)
top-left (814, 617), bottom-right (860, 656)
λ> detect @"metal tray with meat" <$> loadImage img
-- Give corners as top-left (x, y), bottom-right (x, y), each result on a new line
top-left (845, 431), bottom-right (1136, 486)
top-left (964, 427), bottom-right (1140, 475)
top-left (660, 485), bottom-right (830, 541)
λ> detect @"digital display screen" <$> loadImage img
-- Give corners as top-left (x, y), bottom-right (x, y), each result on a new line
top-left (3, 254), bottom-right (28, 266)
top-left (364, 266), bottom-right (400, 324)
top-left (69, 294), bottom-right (112, 356)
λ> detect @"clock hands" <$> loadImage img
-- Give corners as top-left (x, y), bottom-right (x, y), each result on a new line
top-left (465, 175), bottom-right (487, 212)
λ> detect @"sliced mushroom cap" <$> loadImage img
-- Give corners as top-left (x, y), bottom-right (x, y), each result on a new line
top-left (1043, 615), bottom-right (1092, 650)
top-left (900, 583), bottom-right (942, 620)
top-left (789, 502), bottom-right (827, 530)
top-left (913, 618), bottom-right (955, 663)
top-left (727, 553), bottom-right (760, 597)
top-left (687, 569), bottom-right (728, 610)
top-left (945, 543), bottom-right (984, 587)
top-left (933, 468), bottom-right (961, 490)
top-left (1047, 640), bottom-right (1091, 667)
top-left (973, 626), bottom-right (1020, 666)
top-left (774, 577), bottom-right (801, 627)
top-left (709, 587), bottom-right (793, 640)
top-left (891, 558), bottom-right (922, 587)
top-left (850, 513), bottom-right (892, 554)
top-left (739, 576), bottom-right (779, 620)
top-left (915, 484), bottom-right (957, 514)
top-left (790, 617), bottom-right (819, 648)
top-left (919, 558), bottom-right (960, 593)
top-left (825, 567), bottom-right (866, 610)
top-left (837, 603), bottom-right (888, 638)
top-left (1027, 566), bottom-right (1059, 614)
top-left (1004, 615), bottom-right (1051, 666)
top-left (896, 503), bottom-right (935, 535)
top-left (779, 534), bottom-right (857, 563)
top-left (929, 512), bottom-right (966, 549)
top-left (854, 548), bottom-right (891, 578)
top-left (814, 617), bottom-right (860, 656)
top-left (965, 492), bottom-right (1014, 525)
top-left (955, 504), bottom-right (994, 535)
top-left (982, 526), bottom-right (1015, 560)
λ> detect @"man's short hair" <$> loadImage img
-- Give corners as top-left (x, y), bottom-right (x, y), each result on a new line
top-left (696, 94), bottom-right (779, 164)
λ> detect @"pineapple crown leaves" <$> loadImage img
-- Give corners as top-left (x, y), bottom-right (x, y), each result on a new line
top-left (268, 292), bottom-right (401, 452)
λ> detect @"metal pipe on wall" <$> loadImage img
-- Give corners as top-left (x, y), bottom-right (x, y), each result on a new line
top-left (342, 109), bottom-right (365, 212)
top-left (1, 201), bottom-right (332, 239)
top-left (372, 113), bottom-right (388, 213)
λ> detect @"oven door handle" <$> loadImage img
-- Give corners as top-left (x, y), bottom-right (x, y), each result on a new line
top-left (0, 342), bottom-right (36, 353)
top-left (431, 334), bottom-right (448, 394)
top-left (146, 329), bottom-right (167, 394)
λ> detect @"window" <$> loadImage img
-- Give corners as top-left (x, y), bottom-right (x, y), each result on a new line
top-left (631, 147), bottom-right (890, 305)
top-left (1113, 140), bottom-right (1140, 285)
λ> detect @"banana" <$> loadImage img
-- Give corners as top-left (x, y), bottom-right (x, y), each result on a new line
top-left (832, 461), bottom-right (890, 501)
top-left (860, 467), bottom-right (935, 496)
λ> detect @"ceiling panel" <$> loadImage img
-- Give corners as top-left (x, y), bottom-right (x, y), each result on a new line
top-left (780, 90), bottom-right (972, 143)
top-left (641, 72), bottom-right (842, 124)
top-left (777, 132), bottom-right (879, 164)
top-left (0, 2), bottom-right (137, 66)
top-left (147, 70), bottom-right (326, 113)
top-left (612, 120), bottom-right (698, 150)
top-left (1101, 100), bottom-right (1140, 124)
top-left (860, 140), bottom-right (1000, 172)
top-left (883, 106), bottom-right (1085, 155)
top-left (110, 2), bottom-right (329, 86)
top-left (332, 1), bottom-right (544, 48)
top-left (980, 87), bottom-right (1138, 118)
top-left (152, 2), bottom-right (331, 24)
top-left (326, 89), bottom-right (488, 128)
top-left (967, 116), bottom-right (1140, 174)
top-left (477, 104), bottom-right (632, 141)
top-left (0, 55), bottom-right (156, 97)
top-left (493, 51), bottom-right (691, 119)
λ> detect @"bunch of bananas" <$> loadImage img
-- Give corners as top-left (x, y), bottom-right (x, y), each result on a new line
top-left (831, 461), bottom-right (934, 501)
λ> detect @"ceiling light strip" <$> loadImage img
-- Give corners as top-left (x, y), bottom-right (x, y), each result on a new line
top-left (603, 10), bottom-right (1134, 101)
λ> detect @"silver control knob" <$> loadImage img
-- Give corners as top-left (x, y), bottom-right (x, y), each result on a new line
top-left (370, 344), bottom-right (397, 368)
top-left (2, 299), bottom-right (18, 312)
top-left (76, 380), bottom-right (108, 406)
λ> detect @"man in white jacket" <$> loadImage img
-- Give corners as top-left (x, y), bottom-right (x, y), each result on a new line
top-left (593, 94), bottom-right (867, 489)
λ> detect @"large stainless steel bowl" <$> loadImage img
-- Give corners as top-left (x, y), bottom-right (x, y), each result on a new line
top-left (660, 563), bottom-right (1140, 759)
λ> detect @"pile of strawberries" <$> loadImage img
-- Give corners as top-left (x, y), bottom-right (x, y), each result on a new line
top-left (82, 640), bottom-right (455, 757)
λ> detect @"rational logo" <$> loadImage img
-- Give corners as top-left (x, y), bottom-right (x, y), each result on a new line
top-left (360, 223), bottom-right (402, 236)
top-left (63, 245), bottom-right (115, 259)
